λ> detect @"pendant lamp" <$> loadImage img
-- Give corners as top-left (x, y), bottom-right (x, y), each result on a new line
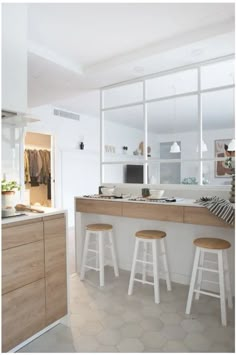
top-left (170, 86), bottom-right (181, 153)
top-left (170, 141), bottom-right (181, 153)
top-left (196, 140), bottom-right (208, 153)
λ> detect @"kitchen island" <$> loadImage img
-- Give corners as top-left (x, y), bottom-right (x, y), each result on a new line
top-left (2, 209), bottom-right (68, 352)
top-left (75, 196), bottom-right (234, 290)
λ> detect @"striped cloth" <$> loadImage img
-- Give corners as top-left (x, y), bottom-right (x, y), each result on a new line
top-left (195, 196), bottom-right (235, 226)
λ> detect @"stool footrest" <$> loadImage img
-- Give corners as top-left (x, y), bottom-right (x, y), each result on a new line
top-left (85, 265), bottom-right (99, 271)
top-left (136, 259), bottom-right (153, 265)
top-left (134, 278), bottom-right (154, 286)
top-left (88, 249), bottom-right (98, 253)
top-left (197, 266), bottom-right (218, 273)
top-left (194, 289), bottom-right (220, 298)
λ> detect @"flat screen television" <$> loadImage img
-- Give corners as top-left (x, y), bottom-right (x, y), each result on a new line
top-left (125, 164), bottom-right (143, 183)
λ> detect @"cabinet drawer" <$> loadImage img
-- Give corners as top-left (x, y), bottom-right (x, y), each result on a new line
top-left (44, 216), bottom-right (66, 240)
top-left (2, 279), bottom-right (45, 352)
top-left (122, 202), bottom-right (184, 222)
top-left (183, 207), bottom-right (232, 228)
top-left (2, 221), bottom-right (43, 250)
top-left (2, 240), bottom-right (45, 294)
top-left (76, 198), bottom-right (122, 216)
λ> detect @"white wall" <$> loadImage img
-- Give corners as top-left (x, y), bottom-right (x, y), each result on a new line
top-left (25, 105), bottom-right (100, 226)
top-left (2, 4), bottom-right (27, 112)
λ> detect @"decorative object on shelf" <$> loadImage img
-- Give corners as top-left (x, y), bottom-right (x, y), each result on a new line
top-left (215, 139), bottom-right (234, 178)
top-left (1, 179), bottom-right (21, 216)
top-left (122, 146), bottom-right (128, 154)
top-left (182, 177), bottom-right (198, 185)
top-left (138, 141), bottom-right (151, 156)
top-left (228, 138), bottom-right (235, 152)
top-left (80, 141), bottom-right (84, 150)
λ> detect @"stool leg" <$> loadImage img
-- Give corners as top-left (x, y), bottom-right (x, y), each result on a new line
top-left (152, 239), bottom-right (160, 304)
top-left (142, 241), bottom-right (148, 284)
top-left (218, 250), bottom-right (227, 326)
top-left (109, 230), bottom-right (119, 277)
top-left (128, 239), bottom-right (139, 296)
top-left (186, 247), bottom-right (200, 314)
top-left (80, 230), bottom-right (90, 280)
top-left (99, 232), bottom-right (105, 287)
top-left (223, 250), bottom-right (233, 309)
top-left (96, 235), bottom-right (99, 270)
top-left (195, 250), bottom-right (204, 300)
top-left (160, 238), bottom-right (172, 291)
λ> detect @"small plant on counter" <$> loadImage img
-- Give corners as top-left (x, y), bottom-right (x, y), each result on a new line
top-left (1, 179), bottom-right (21, 192)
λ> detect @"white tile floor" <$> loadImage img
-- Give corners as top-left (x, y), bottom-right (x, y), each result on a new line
top-left (19, 267), bottom-right (235, 353)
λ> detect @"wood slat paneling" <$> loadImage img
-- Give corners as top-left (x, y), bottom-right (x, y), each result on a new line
top-left (76, 198), bottom-right (122, 216)
top-left (2, 279), bottom-right (45, 352)
top-left (2, 240), bottom-right (45, 295)
top-left (183, 206), bottom-right (232, 228)
top-left (2, 221), bottom-right (43, 250)
top-left (122, 202), bottom-right (184, 223)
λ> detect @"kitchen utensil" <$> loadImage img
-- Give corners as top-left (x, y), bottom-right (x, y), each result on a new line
top-left (15, 204), bottom-right (44, 213)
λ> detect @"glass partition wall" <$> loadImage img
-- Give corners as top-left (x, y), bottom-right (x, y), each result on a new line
top-left (101, 56), bottom-right (235, 186)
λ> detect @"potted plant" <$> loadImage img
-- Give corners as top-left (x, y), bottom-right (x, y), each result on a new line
top-left (1, 179), bottom-right (21, 211)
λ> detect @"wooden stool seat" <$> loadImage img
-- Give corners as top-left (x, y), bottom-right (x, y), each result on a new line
top-left (194, 237), bottom-right (231, 250)
top-left (86, 223), bottom-right (113, 231)
top-left (135, 230), bottom-right (166, 239)
top-left (186, 237), bottom-right (232, 326)
top-left (80, 224), bottom-right (119, 286)
top-left (128, 229), bottom-right (171, 304)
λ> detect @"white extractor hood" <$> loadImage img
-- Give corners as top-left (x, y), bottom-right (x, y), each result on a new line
top-left (1, 109), bottom-right (40, 126)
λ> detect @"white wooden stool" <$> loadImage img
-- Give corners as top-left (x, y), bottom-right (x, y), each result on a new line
top-left (186, 237), bottom-right (232, 326)
top-left (128, 230), bottom-right (172, 304)
top-left (80, 223), bottom-right (119, 287)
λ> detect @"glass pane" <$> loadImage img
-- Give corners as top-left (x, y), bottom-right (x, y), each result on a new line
top-left (146, 69), bottom-right (197, 100)
top-left (181, 161), bottom-right (200, 185)
top-left (104, 105), bottom-right (144, 162)
top-left (147, 95), bottom-right (198, 160)
top-left (103, 82), bottom-right (143, 108)
top-left (201, 59), bottom-right (234, 90)
top-left (203, 160), bottom-right (232, 186)
top-left (202, 88), bottom-right (235, 161)
top-left (103, 164), bottom-right (125, 184)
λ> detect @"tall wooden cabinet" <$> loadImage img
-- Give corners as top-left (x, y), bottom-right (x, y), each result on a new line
top-left (2, 213), bottom-right (67, 352)
top-left (44, 214), bottom-right (67, 325)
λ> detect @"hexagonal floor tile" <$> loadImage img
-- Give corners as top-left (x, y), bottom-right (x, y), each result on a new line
top-left (117, 338), bottom-right (144, 352)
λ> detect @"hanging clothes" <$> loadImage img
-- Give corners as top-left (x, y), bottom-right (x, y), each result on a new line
top-left (24, 149), bottom-right (51, 194)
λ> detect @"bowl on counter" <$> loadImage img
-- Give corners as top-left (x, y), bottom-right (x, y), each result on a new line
top-left (149, 189), bottom-right (165, 199)
top-left (101, 187), bottom-right (115, 196)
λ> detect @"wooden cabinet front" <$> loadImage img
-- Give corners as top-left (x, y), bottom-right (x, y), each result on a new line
top-left (44, 216), bottom-right (67, 325)
top-left (2, 279), bottom-right (45, 352)
top-left (76, 198), bottom-right (122, 216)
top-left (2, 220), bottom-right (43, 250)
top-left (2, 240), bottom-right (45, 295)
top-left (183, 207), bottom-right (232, 228)
top-left (122, 202), bottom-right (184, 223)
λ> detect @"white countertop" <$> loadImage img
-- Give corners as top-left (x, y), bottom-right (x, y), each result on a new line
top-left (2, 208), bottom-right (67, 225)
top-left (75, 195), bottom-right (201, 208)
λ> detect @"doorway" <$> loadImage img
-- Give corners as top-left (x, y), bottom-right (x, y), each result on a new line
top-left (24, 132), bottom-right (54, 207)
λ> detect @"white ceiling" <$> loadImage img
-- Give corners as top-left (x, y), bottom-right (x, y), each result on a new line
top-left (27, 3), bottom-right (235, 120)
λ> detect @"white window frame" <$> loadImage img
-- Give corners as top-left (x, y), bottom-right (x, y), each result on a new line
top-left (100, 54), bottom-right (235, 186)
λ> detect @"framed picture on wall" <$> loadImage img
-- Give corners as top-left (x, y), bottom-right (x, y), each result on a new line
top-left (215, 139), bottom-right (232, 178)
